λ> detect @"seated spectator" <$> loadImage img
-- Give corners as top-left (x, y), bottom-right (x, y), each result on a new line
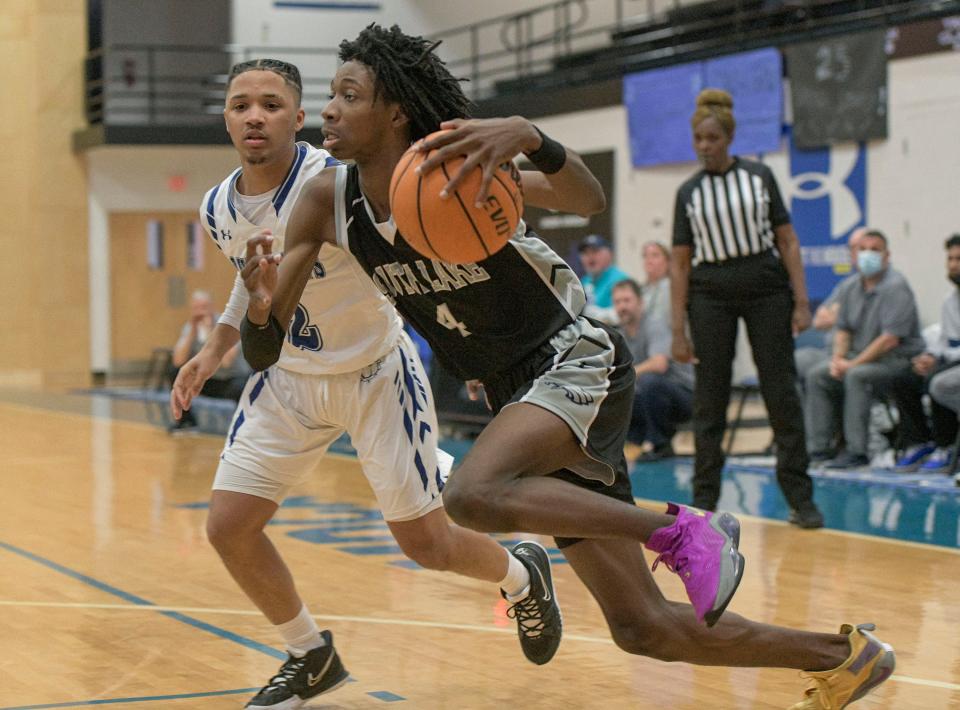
top-left (889, 234), bottom-right (960, 472)
top-left (641, 240), bottom-right (671, 325)
top-left (169, 290), bottom-right (250, 431)
top-left (930, 364), bottom-right (960, 480)
top-left (805, 230), bottom-right (925, 469)
top-left (578, 234), bottom-right (629, 324)
top-left (613, 279), bottom-right (694, 462)
top-left (795, 227), bottom-right (866, 388)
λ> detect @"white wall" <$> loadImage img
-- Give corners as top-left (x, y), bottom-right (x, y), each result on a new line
top-left (868, 52), bottom-right (960, 326)
top-left (87, 145), bottom-right (237, 212)
top-left (87, 193), bottom-right (110, 372)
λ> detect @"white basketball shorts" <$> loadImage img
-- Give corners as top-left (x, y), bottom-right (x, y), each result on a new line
top-left (213, 331), bottom-right (450, 521)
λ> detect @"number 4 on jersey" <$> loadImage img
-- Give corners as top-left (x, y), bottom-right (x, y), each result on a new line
top-left (436, 303), bottom-right (471, 337)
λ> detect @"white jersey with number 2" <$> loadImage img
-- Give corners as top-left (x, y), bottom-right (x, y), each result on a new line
top-left (200, 141), bottom-right (402, 375)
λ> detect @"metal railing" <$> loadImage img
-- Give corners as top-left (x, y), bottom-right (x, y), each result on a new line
top-left (84, 43), bottom-right (341, 125)
top-left (82, 0), bottom-right (959, 127)
top-left (83, 0), bottom-right (703, 126)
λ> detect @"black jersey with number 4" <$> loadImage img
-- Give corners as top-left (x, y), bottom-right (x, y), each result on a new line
top-left (334, 164), bottom-right (587, 381)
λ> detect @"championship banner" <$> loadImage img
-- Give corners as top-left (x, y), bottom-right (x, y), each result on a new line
top-left (786, 30), bottom-right (888, 149)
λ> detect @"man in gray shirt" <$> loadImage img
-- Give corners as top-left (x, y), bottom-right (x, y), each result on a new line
top-left (805, 230), bottom-right (924, 468)
top-left (795, 227), bottom-right (866, 387)
top-left (613, 278), bottom-right (694, 462)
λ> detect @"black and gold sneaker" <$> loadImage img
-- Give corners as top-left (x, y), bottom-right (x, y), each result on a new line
top-left (246, 630), bottom-right (349, 709)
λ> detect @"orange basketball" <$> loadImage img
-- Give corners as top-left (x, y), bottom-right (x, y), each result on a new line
top-left (389, 130), bottom-right (524, 264)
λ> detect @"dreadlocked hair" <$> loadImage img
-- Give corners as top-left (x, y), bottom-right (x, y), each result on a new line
top-left (338, 24), bottom-right (472, 142)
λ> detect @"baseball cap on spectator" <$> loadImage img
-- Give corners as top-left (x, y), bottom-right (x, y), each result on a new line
top-left (578, 234), bottom-right (611, 252)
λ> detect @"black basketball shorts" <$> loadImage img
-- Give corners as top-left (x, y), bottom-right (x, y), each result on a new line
top-left (484, 316), bottom-right (637, 548)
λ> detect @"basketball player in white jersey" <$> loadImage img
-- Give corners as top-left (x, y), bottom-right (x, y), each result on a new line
top-left (170, 59), bottom-right (561, 709)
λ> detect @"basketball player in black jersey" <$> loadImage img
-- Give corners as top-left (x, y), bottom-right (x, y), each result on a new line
top-left (239, 24), bottom-right (895, 709)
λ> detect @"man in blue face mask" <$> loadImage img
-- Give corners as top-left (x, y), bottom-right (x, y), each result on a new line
top-left (804, 230), bottom-right (926, 469)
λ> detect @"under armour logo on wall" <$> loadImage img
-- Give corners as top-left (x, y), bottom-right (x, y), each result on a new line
top-left (766, 137), bottom-right (866, 243)
top-left (787, 144), bottom-right (864, 240)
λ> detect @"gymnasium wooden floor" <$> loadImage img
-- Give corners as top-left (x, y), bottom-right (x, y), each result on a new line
top-left (2, 392), bottom-right (959, 709)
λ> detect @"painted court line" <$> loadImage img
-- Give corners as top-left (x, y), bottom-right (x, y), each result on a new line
top-left (0, 544), bottom-right (406, 704)
top-left (0, 687), bottom-right (260, 710)
top-left (0, 599), bottom-right (579, 640)
top-left (0, 600), bottom-right (956, 695)
top-left (886, 675), bottom-right (960, 691)
top-left (0, 541), bottom-right (285, 661)
top-left (366, 691), bottom-right (406, 703)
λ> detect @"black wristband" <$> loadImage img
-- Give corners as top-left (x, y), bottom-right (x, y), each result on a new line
top-left (524, 127), bottom-right (567, 174)
top-left (240, 313), bottom-right (285, 371)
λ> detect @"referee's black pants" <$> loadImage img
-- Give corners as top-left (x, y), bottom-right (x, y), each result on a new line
top-left (687, 255), bottom-right (813, 511)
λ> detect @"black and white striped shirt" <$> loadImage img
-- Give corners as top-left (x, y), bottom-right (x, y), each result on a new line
top-left (672, 157), bottom-right (789, 266)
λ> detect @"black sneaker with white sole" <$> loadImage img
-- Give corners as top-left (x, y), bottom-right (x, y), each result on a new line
top-left (245, 630), bottom-right (349, 709)
top-left (504, 541), bottom-right (562, 665)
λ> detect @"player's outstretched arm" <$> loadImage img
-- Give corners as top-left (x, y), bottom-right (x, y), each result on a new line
top-left (170, 322), bottom-right (239, 419)
top-left (418, 117), bottom-right (605, 217)
top-left (240, 170), bottom-right (337, 371)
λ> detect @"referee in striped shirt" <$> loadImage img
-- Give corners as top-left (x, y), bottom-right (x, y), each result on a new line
top-left (670, 88), bottom-right (823, 529)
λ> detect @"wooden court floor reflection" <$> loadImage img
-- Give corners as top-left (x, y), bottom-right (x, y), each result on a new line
top-left (1, 396), bottom-right (959, 709)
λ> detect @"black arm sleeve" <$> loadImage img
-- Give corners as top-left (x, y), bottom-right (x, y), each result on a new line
top-left (240, 314), bottom-right (285, 371)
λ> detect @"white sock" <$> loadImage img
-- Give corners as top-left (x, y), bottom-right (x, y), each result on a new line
top-left (499, 551), bottom-right (531, 601)
top-left (276, 604), bottom-right (325, 657)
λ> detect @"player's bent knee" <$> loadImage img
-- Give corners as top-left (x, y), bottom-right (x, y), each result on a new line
top-left (441, 481), bottom-right (505, 532)
top-left (206, 509), bottom-right (264, 555)
top-left (440, 483), bottom-right (477, 525)
top-left (205, 516), bottom-right (235, 555)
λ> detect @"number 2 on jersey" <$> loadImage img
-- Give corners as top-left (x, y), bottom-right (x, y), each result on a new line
top-left (436, 303), bottom-right (471, 337)
top-left (288, 303), bottom-right (322, 351)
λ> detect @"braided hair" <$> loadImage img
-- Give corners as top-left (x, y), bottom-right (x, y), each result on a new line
top-left (338, 24), bottom-right (471, 142)
top-left (227, 58), bottom-right (303, 106)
